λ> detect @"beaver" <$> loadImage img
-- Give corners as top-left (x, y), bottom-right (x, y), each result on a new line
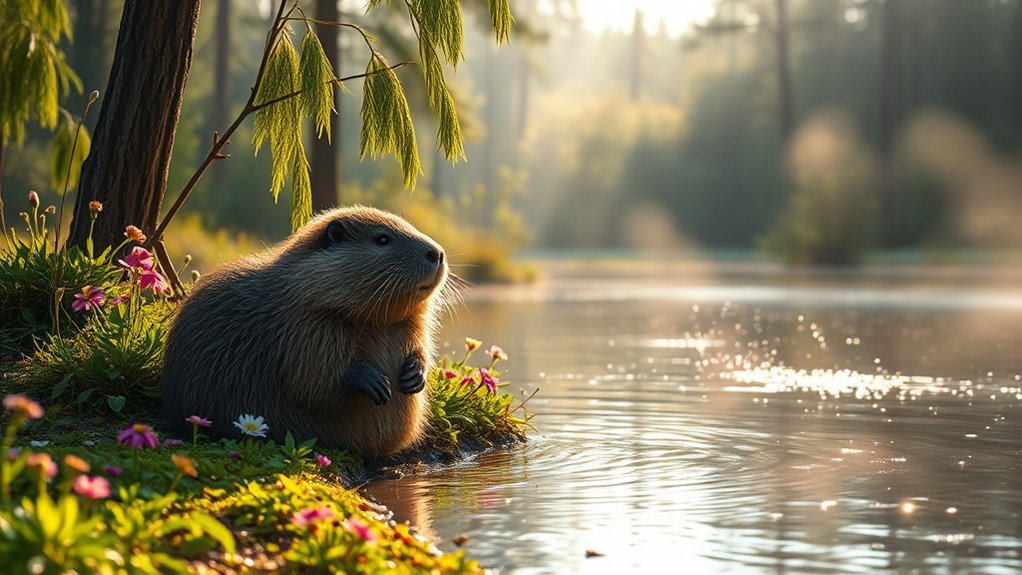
top-left (161, 206), bottom-right (455, 457)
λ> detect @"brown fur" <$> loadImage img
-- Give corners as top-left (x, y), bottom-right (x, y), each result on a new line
top-left (161, 206), bottom-right (456, 457)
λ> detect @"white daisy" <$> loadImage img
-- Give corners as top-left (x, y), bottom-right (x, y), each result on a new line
top-left (233, 414), bottom-right (269, 438)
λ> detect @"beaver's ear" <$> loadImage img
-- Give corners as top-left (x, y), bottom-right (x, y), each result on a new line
top-left (325, 220), bottom-right (348, 246)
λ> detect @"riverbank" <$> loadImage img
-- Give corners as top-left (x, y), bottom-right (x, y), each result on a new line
top-left (0, 352), bottom-right (530, 574)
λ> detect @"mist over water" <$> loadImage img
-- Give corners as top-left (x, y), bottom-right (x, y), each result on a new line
top-left (365, 263), bottom-right (1022, 574)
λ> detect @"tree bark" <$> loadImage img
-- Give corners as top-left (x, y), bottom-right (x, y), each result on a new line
top-left (212, 0), bottom-right (231, 189)
top-left (310, 0), bottom-right (340, 211)
top-left (67, 0), bottom-right (201, 252)
top-left (774, 0), bottom-right (794, 144)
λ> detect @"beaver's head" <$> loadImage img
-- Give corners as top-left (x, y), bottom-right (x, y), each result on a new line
top-left (282, 206), bottom-right (452, 324)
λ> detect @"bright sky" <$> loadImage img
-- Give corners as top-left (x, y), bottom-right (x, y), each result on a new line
top-left (571, 0), bottom-right (716, 37)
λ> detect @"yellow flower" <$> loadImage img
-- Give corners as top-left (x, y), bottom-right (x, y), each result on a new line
top-left (465, 338), bottom-right (481, 352)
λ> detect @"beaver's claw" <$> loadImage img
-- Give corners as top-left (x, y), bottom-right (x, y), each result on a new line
top-left (400, 355), bottom-right (426, 395)
top-left (346, 360), bottom-right (392, 406)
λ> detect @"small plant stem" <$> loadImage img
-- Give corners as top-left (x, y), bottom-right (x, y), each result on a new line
top-left (0, 128), bottom-right (8, 250)
top-left (167, 471), bottom-right (183, 493)
top-left (56, 94), bottom-right (99, 253)
top-left (192, 424), bottom-right (198, 447)
top-left (153, 241), bottom-right (186, 298)
top-left (0, 418), bottom-right (20, 506)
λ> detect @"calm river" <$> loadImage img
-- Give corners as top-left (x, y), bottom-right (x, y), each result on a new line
top-left (365, 261), bottom-right (1022, 574)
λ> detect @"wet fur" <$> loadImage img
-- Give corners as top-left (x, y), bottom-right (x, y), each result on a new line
top-left (162, 206), bottom-right (458, 457)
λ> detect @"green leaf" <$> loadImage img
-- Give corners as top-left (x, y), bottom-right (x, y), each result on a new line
top-left (50, 109), bottom-right (91, 192)
top-left (299, 30), bottom-right (336, 142)
top-left (359, 55), bottom-right (421, 188)
top-left (253, 33), bottom-right (302, 203)
top-left (290, 150), bottom-right (312, 231)
top-left (487, 0), bottom-right (514, 45)
top-left (106, 395), bottom-right (126, 413)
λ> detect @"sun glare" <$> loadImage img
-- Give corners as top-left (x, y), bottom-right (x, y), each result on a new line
top-left (569, 0), bottom-right (716, 37)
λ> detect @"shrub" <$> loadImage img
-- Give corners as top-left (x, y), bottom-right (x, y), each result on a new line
top-left (0, 195), bottom-right (120, 356)
top-left (760, 110), bottom-right (878, 265)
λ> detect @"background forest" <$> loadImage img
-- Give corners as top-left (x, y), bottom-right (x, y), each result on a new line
top-left (5, 0), bottom-right (1022, 268)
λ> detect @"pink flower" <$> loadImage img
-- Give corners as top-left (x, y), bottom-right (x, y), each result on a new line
top-left (163, 438), bottom-right (184, 447)
top-left (73, 475), bottom-right (111, 500)
top-left (116, 423), bottom-right (159, 449)
top-left (460, 376), bottom-right (473, 386)
top-left (344, 518), bottom-right (377, 543)
top-left (3, 394), bottom-right (43, 420)
top-left (103, 465), bottom-right (123, 477)
top-left (72, 286), bottom-right (105, 312)
top-left (486, 345), bottom-right (508, 362)
top-left (108, 295), bottom-right (129, 306)
top-left (185, 415), bottom-right (212, 428)
top-left (228, 451), bottom-right (242, 460)
top-left (139, 268), bottom-right (169, 294)
top-left (316, 453), bottom-right (331, 467)
top-left (28, 191), bottom-right (39, 210)
top-left (292, 506), bottom-right (336, 527)
top-left (118, 246), bottom-right (154, 271)
top-left (7, 448), bottom-right (21, 461)
top-left (26, 453), bottom-right (58, 480)
top-left (443, 370), bottom-right (458, 380)
top-left (479, 368), bottom-right (498, 394)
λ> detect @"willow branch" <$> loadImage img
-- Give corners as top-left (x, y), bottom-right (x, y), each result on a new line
top-left (250, 62), bottom-right (413, 113)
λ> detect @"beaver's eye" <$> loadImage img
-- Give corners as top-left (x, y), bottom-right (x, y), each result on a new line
top-left (373, 234), bottom-right (391, 246)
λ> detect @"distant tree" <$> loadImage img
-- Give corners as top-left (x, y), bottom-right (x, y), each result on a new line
top-left (695, 0), bottom-right (795, 143)
top-left (877, 0), bottom-right (900, 240)
top-left (212, 0), bottom-right (232, 190)
top-left (774, 0), bottom-right (793, 143)
top-left (310, 0), bottom-right (340, 210)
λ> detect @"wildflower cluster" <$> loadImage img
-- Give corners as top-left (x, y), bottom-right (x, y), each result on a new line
top-left (9, 193), bottom-right (175, 416)
top-left (429, 337), bottom-right (533, 446)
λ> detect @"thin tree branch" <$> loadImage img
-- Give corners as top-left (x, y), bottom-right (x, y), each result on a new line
top-left (250, 62), bottom-right (413, 112)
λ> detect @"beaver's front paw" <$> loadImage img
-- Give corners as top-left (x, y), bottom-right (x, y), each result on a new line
top-left (346, 360), bottom-right (392, 406)
top-left (399, 355), bottom-right (426, 395)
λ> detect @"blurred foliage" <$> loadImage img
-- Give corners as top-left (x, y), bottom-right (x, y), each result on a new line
top-left (760, 110), bottom-right (878, 264)
top-left (161, 212), bottom-right (263, 276)
top-left (0, 0), bottom-right (91, 195)
top-left (9, 0), bottom-right (1022, 262)
top-left (345, 169), bottom-right (534, 283)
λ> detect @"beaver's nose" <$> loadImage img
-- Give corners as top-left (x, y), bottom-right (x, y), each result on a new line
top-left (425, 247), bottom-right (444, 265)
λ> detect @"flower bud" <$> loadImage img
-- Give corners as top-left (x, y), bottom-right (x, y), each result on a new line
top-left (89, 200), bottom-right (103, 216)
top-left (28, 191), bottom-right (39, 210)
top-left (124, 225), bottom-right (146, 244)
top-left (191, 270), bottom-right (201, 283)
top-left (89, 90), bottom-right (100, 103)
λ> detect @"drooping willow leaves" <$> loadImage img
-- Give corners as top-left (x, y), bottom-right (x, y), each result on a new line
top-left (249, 0), bottom-right (514, 230)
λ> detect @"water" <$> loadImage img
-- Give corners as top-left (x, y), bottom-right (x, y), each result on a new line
top-left (364, 262), bottom-right (1022, 574)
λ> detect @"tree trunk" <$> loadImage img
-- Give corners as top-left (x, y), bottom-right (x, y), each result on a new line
top-left (212, 0), bottom-right (231, 189)
top-left (310, 0), bottom-right (340, 211)
top-left (878, 0), bottom-right (900, 242)
top-left (630, 8), bottom-right (643, 102)
top-left (66, 0), bottom-right (201, 252)
top-left (774, 0), bottom-right (794, 144)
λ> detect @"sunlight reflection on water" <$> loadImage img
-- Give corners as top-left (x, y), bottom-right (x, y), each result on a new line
top-left (363, 274), bottom-right (1022, 574)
